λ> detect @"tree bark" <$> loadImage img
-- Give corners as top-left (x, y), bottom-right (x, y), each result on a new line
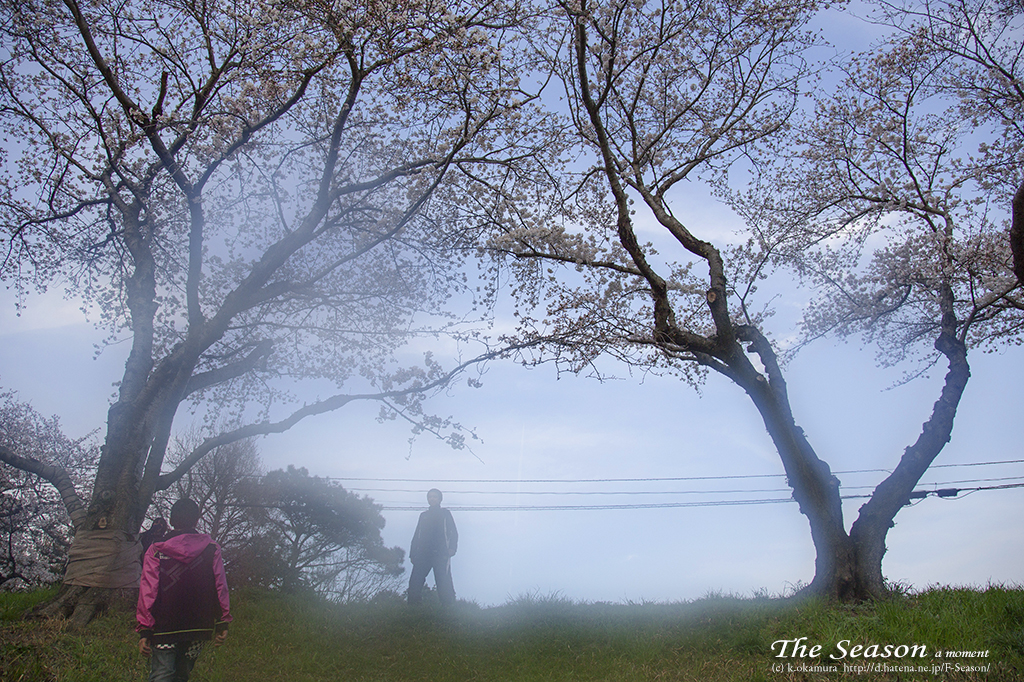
top-left (847, 330), bottom-right (970, 598)
top-left (726, 337), bottom-right (870, 601)
top-left (33, 364), bottom-right (191, 624)
top-left (0, 445), bottom-right (87, 531)
top-left (0, 426), bottom-right (150, 625)
top-left (1011, 178), bottom-right (1024, 286)
top-left (728, 324), bottom-right (970, 602)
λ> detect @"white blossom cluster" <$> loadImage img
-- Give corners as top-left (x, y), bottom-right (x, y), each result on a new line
top-left (731, 0), bottom-right (1022, 371)
top-left (0, 391), bottom-right (97, 590)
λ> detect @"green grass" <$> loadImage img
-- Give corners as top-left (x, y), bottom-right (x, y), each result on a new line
top-left (2, 586), bottom-right (1022, 681)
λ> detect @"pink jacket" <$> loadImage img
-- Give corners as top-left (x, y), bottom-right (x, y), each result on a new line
top-left (136, 532), bottom-right (232, 640)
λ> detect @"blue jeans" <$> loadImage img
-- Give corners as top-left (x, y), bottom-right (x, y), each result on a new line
top-left (148, 642), bottom-right (202, 682)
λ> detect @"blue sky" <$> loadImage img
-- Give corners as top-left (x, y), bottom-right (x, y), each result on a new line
top-left (2, 286), bottom-right (1021, 605)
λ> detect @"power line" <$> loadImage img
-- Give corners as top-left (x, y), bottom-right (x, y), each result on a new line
top-left (233, 459), bottom-right (1021, 487)
top-left (915, 475), bottom-right (1024, 487)
top-left (210, 481), bottom-right (1024, 513)
top-left (373, 482), bottom-right (1024, 511)
top-left (380, 498), bottom-right (798, 511)
top-left (216, 460), bottom-right (1024, 513)
top-left (343, 473), bottom-right (795, 483)
top-left (345, 462), bottom-right (1024, 511)
top-left (351, 486), bottom-right (796, 496)
top-left (327, 459), bottom-right (1024, 485)
top-left (345, 474), bottom-right (1024, 498)
top-left (932, 459), bottom-right (1024, 469)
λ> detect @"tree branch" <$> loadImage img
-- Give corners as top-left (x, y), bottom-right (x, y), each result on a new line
top-left (0, 444), bottom-right (87, 531)
top-left (183, 340), bottom-right (274, 398)
top-left (155, 343), bottom-right (535, 491)
top-left (1012, 177), bottom-right (1024, 286)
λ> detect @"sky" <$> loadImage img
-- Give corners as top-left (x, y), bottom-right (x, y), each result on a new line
top-left (1, 2), bottom-right (1021, 607)
top-left (2, 242), bottom-right (1021, 607)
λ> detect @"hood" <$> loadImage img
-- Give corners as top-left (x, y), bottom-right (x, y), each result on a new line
top-left (151, 532), bottom-right (215, 562)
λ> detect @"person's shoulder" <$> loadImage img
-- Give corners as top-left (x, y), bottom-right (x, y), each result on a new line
top-left (142, 541), bottom-right (161, 561)
top-left (165, 530), bottom-right (216, 542)
top-left (156, 531), bottom-right (218, 557)
top-left (192, 532), bottom-right (221, 549)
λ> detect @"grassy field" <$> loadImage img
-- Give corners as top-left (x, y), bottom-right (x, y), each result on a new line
top-left (2, 586), bottom-right (1022, 681)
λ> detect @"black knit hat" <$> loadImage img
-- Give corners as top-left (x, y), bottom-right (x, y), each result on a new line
top-left (169, 498), bottom-right (201, 531)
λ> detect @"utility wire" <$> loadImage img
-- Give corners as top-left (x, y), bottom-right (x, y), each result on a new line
top-left (374, 481), bottom-right (1024, 511)
top-left (343, 475), bottom-right (1024, 497)
top-left (232, 459), bottom-right (1021, 486)
top-left (381, 498), bottom-right (797, 511)
top-left (325, 459), bottom-right (1024, 485)
top-left (214, 482), bottom-right (1023, 513)
top-left (218, 461), bottom-right (1023, 513)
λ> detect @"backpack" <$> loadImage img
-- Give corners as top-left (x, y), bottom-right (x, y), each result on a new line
top-left (150, 542), bottom-right (219, 643)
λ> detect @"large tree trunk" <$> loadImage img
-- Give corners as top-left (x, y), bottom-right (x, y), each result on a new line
top-left (735, 363), bottom-right (877, 601)
top-left (847, 331), bottom-right (970, 595)
top-left (46, 422), bottom-right (151, 626)
top-left (18, 367), bottom-right (192, 625)
top-left (0, 441), bottom-right (139, 625)
top-left (734, 321), bottom-right (970, 602)
top-left (1, 421), bottom-right (152, 626)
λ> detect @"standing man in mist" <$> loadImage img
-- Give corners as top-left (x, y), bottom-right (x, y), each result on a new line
top-left (407, 488), bottom-right (458, 606)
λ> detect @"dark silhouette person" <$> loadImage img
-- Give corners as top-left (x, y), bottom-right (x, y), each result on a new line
top-left (137, 498), bottom-right (231, 682)
top-left (140, 517), bottom-right (168, 553)
top-left (408, 488), bottom-right (458, 606)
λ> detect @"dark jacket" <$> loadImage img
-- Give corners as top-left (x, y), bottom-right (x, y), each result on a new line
top-left (136, 531), bottom-right (232, 643)
top-left (409, 506), bottom-right (458, 564)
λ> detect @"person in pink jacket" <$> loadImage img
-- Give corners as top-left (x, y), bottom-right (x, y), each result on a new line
top-left (137, 498), bottom-right (232, 682)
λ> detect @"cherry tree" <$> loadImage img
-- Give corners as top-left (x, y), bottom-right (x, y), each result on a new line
top-left (733, 4), bottom-right (1022, 597)
top-left (0, 0), bottom-right (543, 622)
top-left (872, 0), bottom-right (1024, 282)
top-left (0, 391), bottom-right (97, 589)
top-left (487, 0), bottom-right (1021, 600)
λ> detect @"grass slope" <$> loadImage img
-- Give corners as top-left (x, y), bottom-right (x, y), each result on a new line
top-left (2, 587), bottom-right (1022, 681)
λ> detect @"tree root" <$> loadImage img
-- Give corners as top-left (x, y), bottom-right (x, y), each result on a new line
top-left (23, 584), bottom-right (137, 629)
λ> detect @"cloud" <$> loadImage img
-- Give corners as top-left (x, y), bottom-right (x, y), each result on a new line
top-left (0, 289), bottom-right (89, 335)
